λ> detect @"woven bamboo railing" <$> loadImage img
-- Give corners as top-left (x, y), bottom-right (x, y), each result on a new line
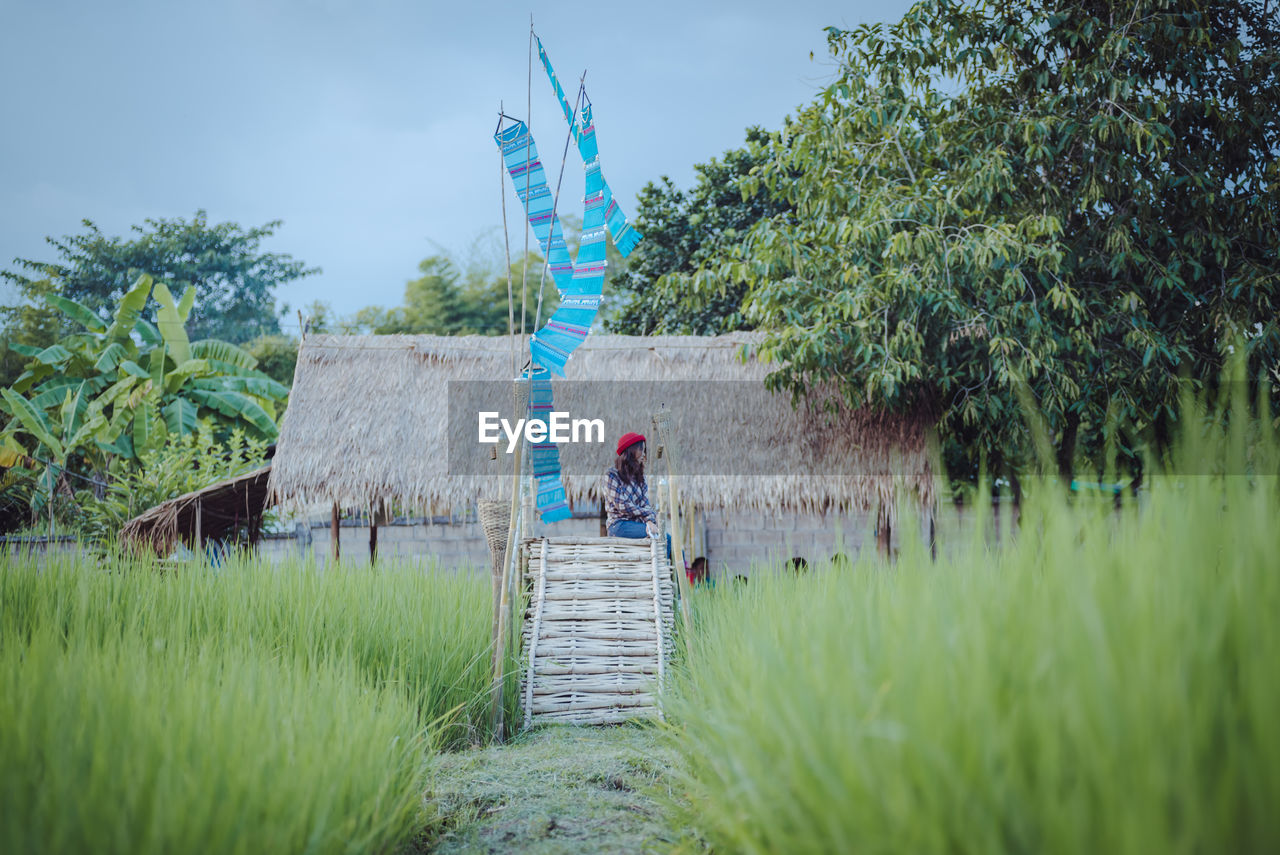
top-left (520, 536), bottom-right (675, 726)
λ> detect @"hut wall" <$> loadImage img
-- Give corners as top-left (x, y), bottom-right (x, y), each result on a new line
top-left (255, 504), bottom-right (929, 574)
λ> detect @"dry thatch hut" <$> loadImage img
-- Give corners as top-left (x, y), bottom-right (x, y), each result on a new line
top-left (121, 466), bottom-right (272, 555)
top-left (268, 333), bottom-right (935, 522)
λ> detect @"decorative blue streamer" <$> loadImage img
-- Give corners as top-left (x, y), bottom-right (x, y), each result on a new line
top-left (493, 36), bottom-right (646, 524)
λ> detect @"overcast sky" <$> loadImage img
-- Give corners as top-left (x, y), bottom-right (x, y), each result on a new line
top-left (1, 0), bottom-right (915, 328)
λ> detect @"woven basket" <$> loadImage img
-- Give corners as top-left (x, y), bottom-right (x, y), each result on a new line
top-left (478, 499), bottom-right (509, 576)
top-left (521, 536), bottom-right (676, 727)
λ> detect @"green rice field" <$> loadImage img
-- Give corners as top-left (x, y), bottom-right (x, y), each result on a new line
top-left (665, 418), bottom-right (1280, 853)
top-left (2, 403), bottom-right (1277, 853)
top-left (0, 557), bottom-right (507, 855)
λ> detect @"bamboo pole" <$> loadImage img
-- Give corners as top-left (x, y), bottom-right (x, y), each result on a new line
top-left (653, 413), bottom-right (693, 645)
top-left (48, 467), bottom-right (55, 542)
top-left (491, 378), bottom-right (527, 740)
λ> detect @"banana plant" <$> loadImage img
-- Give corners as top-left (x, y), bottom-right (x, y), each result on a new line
top-left (1, 272), bottom-right (289, 484)
top-left (1, 386), bottom-right (108, 507)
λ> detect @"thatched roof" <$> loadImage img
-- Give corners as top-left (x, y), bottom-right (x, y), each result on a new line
top-left (268, 333), bottom-right (935, 514)
top-left (121, 466), bottom-right (272, 554)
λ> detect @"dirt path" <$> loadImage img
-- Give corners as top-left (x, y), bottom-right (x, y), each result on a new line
top-left (423, 725), bottom-right (681, 854)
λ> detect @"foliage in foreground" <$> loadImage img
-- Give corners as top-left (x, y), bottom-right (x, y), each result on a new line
top-left (667, 420), bottom-right (1280, 853)
top-left (0, 627), bottom-right (425, 855)
top-left (0, 556), bottom-right (510, 855)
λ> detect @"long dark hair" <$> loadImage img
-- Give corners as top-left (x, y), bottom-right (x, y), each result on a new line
top-left (615, 441), bottom-right (646, 485)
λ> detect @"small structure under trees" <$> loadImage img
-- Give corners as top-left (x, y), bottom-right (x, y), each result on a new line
top-left (120, 466), bottom-right (272, 555)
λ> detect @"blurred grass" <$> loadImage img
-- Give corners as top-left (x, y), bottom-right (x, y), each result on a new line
top-left (0, 555), bottom-right (509, 855)
top-left (666, 399), bottom-right (1280, 853)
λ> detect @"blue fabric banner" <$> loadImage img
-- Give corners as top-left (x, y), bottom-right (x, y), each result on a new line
top-left (493, 39), bottom-right (647, 523)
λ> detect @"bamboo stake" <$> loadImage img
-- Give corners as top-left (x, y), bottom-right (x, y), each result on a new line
top-left (654, 413), bottom-right (693, 646)
top-left (491, 378), bottom-right (527, 740)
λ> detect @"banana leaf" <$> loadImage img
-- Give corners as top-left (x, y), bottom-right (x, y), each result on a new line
top-left (134, 319), bottom-right (163, 347)
top-left (105, 274), bottom-right (153, 342)
top-left (191, 375), bottom-right (289, 400)
top-left (34, 344), bottom-right (73, 366)
top-left (65, 408), bottom-right (108, 456)
top-left (6, 342), bottom-right (43, 358)
top-left (126, 380), bottom-right (154, 410)
top-left (1, 388), bottom-right (64, 461)
top-left (96, 431), bottom-right (133, 459)
top-left (177, 284), bottom-right (195, 322)
top-left (94, 342), bottom-right (131, 373)
top-left (45, 294), bottom-right (107, 333)
top-left (186, 388), bottom-right (277, 438)
top-left (152, 281), bottom-right (192, 364)
top-left (119, 360), bottom-right (150, 380)
top-left (162, 396), bottom-right (200, 436)
top-left (9, 367), bottom-right (52, 394)
top-left (149, 345), bottom-right (167, 387)
top-left (0, 434), bottom-right (28, 468)
top-left (60, 378), bottom-right (105, 441)
top-left (131, 400), bottom-right (167, 456)
top-left (88, 376), bottom-right (140, 420)
top-left (164, 358), bottom-right (213, 394)
top-left (191, 339), bottom-right (258, 371)
top-left (28, 377), bottom-right (84, 410)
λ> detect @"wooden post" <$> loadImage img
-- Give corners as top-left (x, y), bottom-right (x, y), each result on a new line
top-left (599, 500), bottom-right (607, 537)
top-left (875, 502), bottom-right (892, 559)
top-left (369, 523), bottom-right (378, 565)
top-left (331, 503), bottom-right (341, 563)
top-left (194, 497), bottom-right (203, 553)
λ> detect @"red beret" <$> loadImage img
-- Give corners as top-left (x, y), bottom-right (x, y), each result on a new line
top-left (616, 432), bottom-right (646, 455)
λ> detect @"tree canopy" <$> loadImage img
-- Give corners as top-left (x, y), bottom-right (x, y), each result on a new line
top-left (665, 0), bottom-right (1280, 483)
top-left (2, 211), bottom-right (317, 346)
top-left (608, 127), bottom-right (789, 336)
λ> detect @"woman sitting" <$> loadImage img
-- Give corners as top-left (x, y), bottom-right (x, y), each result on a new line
top-left (603, 432), bottom-right (658, 539)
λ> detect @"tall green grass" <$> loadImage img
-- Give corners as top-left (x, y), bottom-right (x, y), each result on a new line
top-left (1, 627), bottom-right (425, 855)
top-left (0, 555), bottom-right (507, 855)
top-left (668, 420), bottom-right (1280, 852)
top-left (2, 555), bottom-right (501, 745)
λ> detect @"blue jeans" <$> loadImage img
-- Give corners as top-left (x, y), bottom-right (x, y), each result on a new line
top-left (608, 519), bottom-right (648, 538)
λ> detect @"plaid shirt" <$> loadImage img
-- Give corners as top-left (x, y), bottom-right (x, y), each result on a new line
top-left (603, 467), bottom-right (656, 528)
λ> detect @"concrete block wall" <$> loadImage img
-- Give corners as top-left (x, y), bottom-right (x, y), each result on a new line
top-left (698, 508), bottom-right (882, 580)
top-left (258, 502), bottom-right (952, 576)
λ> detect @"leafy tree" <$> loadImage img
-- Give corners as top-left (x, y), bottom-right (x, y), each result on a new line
top-left (246, 334), bottom-right (300, 388)
top-left (607, 127), bottom-right (790, 335)
top-left (345, 251), bottom-right (558, 337)
top-left (344, 221), bottom-right (634, 338)
top-left (673, 0), bottom-right (1280, 483)
top-left (0, 278), bottom-right (63, 390)
top-left (1, 211), bottom-right (318, 345)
